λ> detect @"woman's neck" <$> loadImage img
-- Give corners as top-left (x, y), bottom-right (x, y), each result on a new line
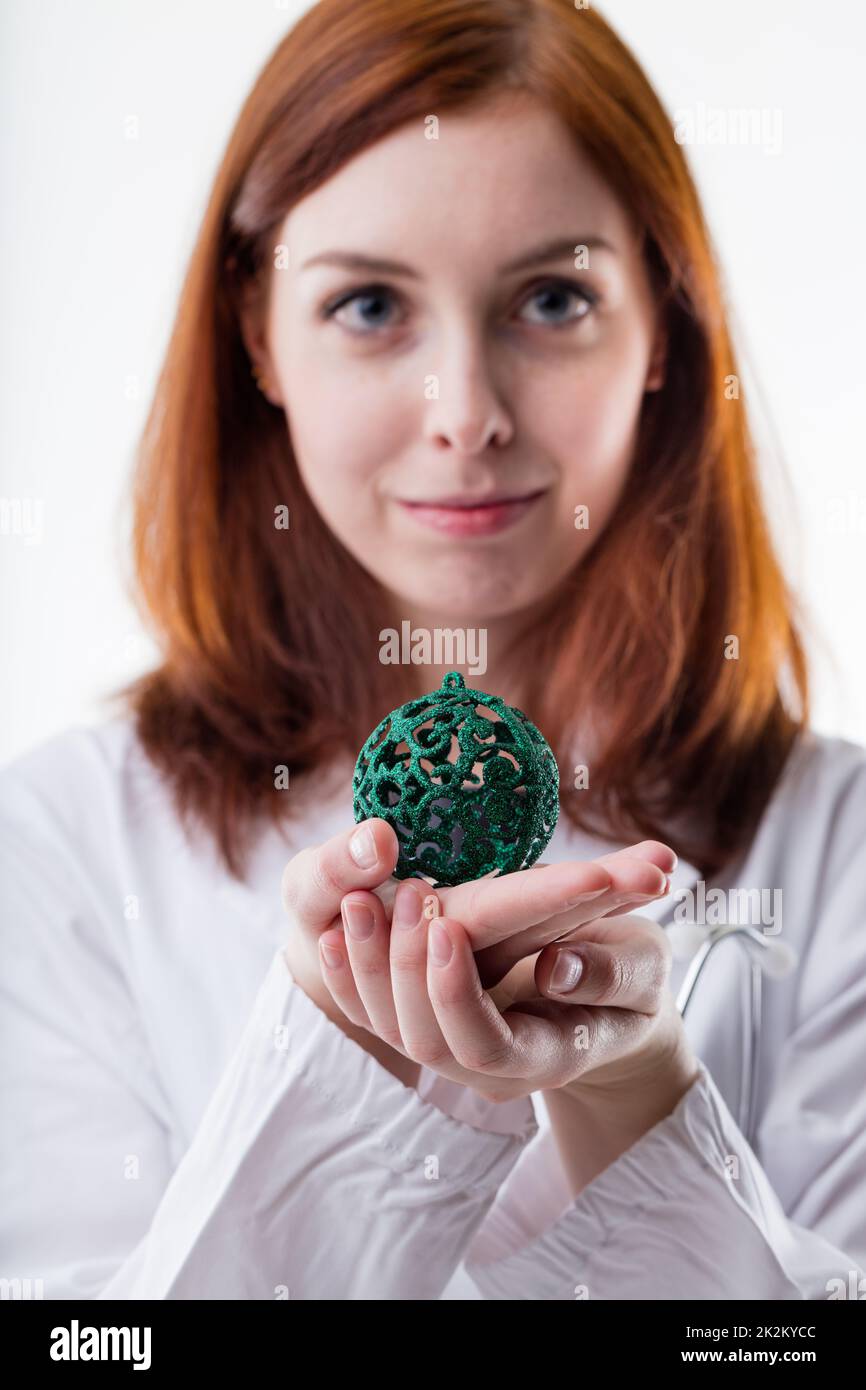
top-left (379, 603), bottom-right (530, 705)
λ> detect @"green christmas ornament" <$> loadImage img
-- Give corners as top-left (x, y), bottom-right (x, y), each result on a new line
top-left (352, 670), bottom-right (560, 887)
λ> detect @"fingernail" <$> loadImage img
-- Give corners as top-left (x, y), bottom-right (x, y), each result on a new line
top-left (349, 825), bottom-right (377, 869)
top-left (394, 883), bottom-right (422, 930)
top-left (342, 900), bottom-right (375, 941)
top-left (549, 950), bottom-right (584, 993)
top-left (429, 921), bottom-right (453, 966)
top-left (321, 942), bottom-right (343, 970)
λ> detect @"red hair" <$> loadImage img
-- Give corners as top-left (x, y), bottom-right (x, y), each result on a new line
top-left (110, 0), bottom-right (809, 881)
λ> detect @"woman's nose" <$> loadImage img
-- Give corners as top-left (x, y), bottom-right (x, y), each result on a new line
top-left (421, 345), bottom-right (515, 455)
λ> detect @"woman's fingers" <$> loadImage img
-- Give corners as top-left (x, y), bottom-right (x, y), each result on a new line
top-left (388, 881), bottom-right (457, 1066)
top-left (534, 914), bottom-right (672, 1014)
top-left (472, 864), bottom-right (671, 988)
top-left (441, 842), bottom-right (673, 957)
top-left (317, 924), bottom-right (374, 1028)
top-left (321, 901), bottom-right (672, 1102)
top-left (332, 888), bottom-right (407, 1048)
top-left (424, 919), bottom-right (592, 1090)
top-left (487, 955), bottom-right (542, 1011)
top-left (324, 884), bottom-right (498, 1083)
top-left (594, 840), bottom-right (677, 876)
top-left (439, 860), bottom-right (611, 941)
top-left (363, 840), bottom-right (676, 973)
top-left (425, 918), bottom-right (517, 1074)
top-left (281, 817), bottom-right (399, 934)
top-left (327, 893), bottom-right (525, 1090)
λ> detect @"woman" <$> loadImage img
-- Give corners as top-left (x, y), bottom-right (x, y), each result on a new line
top-left (1, 0), bottom-right (864, 1301)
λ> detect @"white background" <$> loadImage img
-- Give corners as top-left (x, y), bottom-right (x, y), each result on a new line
top-left (2, 0), bottom-right (864, 763)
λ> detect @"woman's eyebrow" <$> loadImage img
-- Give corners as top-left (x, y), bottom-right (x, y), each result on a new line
top-left (300, 235), bottom-right (616, 279)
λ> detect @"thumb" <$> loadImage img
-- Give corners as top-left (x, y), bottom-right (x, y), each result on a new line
top-left (536, 938), bottom-right (663, 1014)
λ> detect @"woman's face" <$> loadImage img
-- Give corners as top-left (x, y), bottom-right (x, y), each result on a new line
top-left (243, 92), bottom-right (666, 624)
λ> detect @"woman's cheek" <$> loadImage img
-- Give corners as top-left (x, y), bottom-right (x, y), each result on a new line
top-left (303, 467), bottom-right (381, 552)
top-left (546, 422), bottom-right (635, 559)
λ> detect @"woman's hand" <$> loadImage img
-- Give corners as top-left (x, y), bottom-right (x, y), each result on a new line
top-left (279, 816), bottom-right (679, 1093)
top-left (280, 819), bottom-right (429, 1087)
top-left (310, 823), bottom-right (697, 1103)
top-left (280, 816), bottom-right (671, 1006)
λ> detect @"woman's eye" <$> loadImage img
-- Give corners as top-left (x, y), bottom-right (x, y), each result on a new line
top-left (519, 279), bottom-right (597, 327)
top-left (321, 278), bottom-right (597, 336)
top-left (323, 285), bottom-right (401, 334)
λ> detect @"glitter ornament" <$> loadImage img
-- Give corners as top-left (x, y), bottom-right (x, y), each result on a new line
top-left (352, 670), bottom-right (560, 887)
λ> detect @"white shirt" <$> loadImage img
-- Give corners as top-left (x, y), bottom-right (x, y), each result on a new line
top-left (1, 717), bottom-right (864, 1300)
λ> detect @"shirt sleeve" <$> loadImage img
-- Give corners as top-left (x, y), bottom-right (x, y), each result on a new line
top-left (0, 780), bottom-right (539, 1301)
top-left (463, 756), bottom-right (866, 1301)
top-left (463, 1061), bottom-right (864, 1300)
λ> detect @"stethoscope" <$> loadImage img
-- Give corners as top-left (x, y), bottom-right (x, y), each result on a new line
top-left (668, 921), bottom-right (799, 1143)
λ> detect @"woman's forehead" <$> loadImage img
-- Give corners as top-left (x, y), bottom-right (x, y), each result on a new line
top-left (277, 101), bottom-right (633, 263)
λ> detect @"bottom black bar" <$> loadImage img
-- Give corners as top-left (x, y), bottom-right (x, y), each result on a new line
top-left (6, 1295), bottom-right (863, 1374)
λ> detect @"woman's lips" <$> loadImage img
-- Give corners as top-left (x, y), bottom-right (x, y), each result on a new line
top-left (396, 489), bottom-right (547, 537)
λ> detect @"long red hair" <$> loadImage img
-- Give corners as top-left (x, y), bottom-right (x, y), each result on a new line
top-left (110, 0), bottom-right (810, 881)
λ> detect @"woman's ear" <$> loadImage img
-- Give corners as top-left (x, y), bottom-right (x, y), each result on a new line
top-left (644, 316), bottom-right (669, 393)
top-left (236, 274), bottom-right (283, 407)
